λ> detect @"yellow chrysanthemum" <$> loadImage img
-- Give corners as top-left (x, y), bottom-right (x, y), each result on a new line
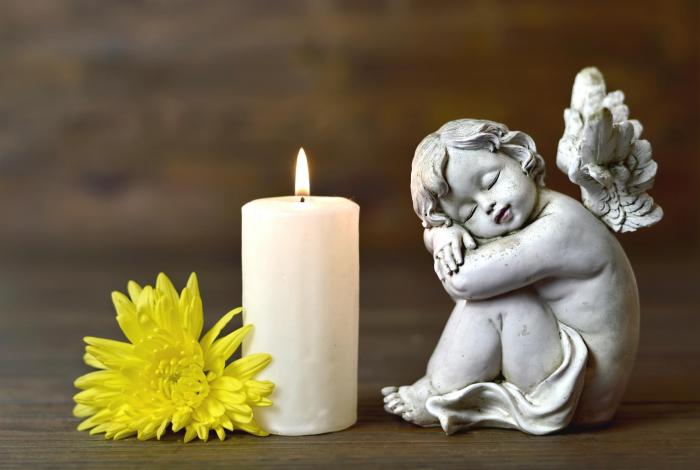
top-left (73, 272), bottom-right (274, 442)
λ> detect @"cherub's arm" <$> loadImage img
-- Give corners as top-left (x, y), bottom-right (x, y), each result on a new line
top-left (424, 225), bottom-right (478, 280)
top-left (442, 211), bottom-right (604, 300)
top-left (424, 225), bottom-right (477, 255)
top-left (423, 228), bottom-right (435, 253)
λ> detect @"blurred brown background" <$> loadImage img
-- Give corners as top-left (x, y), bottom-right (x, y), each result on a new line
top-left (1, 1), bottom-right (698, 467)
top-left (0, 0), bottom-right (697, 259)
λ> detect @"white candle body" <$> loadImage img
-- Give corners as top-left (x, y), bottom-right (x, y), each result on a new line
top-left (241, 196), bottom-right (359, 436)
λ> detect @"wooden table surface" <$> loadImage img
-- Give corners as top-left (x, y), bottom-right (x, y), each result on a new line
top-left (1, 250), bottom-right (698, 468)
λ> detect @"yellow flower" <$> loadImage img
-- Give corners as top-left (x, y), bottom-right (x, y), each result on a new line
top-left (73, 273), bottom-right (274, 442)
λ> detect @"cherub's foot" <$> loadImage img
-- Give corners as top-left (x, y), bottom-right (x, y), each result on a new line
top-left (381, 377), bottom-right (439, 427)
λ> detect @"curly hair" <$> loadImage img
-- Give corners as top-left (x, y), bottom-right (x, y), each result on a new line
top-left (410, 119), bottom-right (546, 228)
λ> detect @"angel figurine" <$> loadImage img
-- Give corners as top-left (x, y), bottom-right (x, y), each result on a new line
top-left (382, 67), bottom-right (663, 434)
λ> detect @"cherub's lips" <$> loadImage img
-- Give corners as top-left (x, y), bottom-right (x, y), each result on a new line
top-left (494, 205), bottom-right (512, 224)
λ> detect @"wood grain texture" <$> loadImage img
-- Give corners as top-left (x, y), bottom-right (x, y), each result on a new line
top-left (1, 402), bottom-right (699, 469)
top-left (0, 253), bottom-right (698, 468)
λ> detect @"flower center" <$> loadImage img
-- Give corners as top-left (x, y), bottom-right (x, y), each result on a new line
top-left (145, 341), bottom-right (210, 409)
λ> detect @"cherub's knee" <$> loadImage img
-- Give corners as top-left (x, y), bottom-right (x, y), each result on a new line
top-left (425, 299), bottom-right (504, 395)
top-left (499, 291), bottom-right (562, 391)
top-left (496, 289), bottom-right (550, 318)
top-left (430, 362), bottom-right (499, 395)
top-left (429, 349), bottom-right (500, 395)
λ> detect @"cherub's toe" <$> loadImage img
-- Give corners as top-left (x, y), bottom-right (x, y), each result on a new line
top-left (383, 392), bottom-right (410, 416)
top-left (383, 380), bottom-right (440, 426)
top-left (386, 397), bottom-right (402, 410)
top-left (384, 403), bottom-right (401, 415)
top-left (383, 392), bottom-right (399, 404)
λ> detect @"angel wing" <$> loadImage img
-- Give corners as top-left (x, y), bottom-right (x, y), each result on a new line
top-left (556, 67), bottom-right (663, 233)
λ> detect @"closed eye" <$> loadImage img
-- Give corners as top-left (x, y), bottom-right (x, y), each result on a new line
top-left (463, 204), bottom-right (477, 222)
top-left (484, 170), bottom-right (500, 190)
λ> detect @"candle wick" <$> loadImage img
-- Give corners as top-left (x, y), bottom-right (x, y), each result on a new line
top-left (300, 196), bottom-right (305, 203)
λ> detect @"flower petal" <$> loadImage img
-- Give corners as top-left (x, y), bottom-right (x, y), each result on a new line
top-left (82, 352), bottom-right (106, 369)
top-left (83, 336), bottom-right (132, 353)
top-left (196, 424), bottom-right (209, 442)
top-left (137, 428), bottom-right (157, 441)
top-left (114, 429), bottom-right (136, 440)
top-left (111, 291), bottom-right (136, 321)
top-left (156, 272), bottom-right (180, 305)
top-left (245, 379), bottom-right (274, 397)
top-left (179, 287), bottom-right (204, 340)
top-left (143, 420), bottom-right (160, 436)
top-left (153, 273), bottom-right (181, 332)
top-left (72, 404), bottom-right (97, 418)
top-left (229, 409), bottom-right (253, 424)
top-left (236, 420), bottom-right (269, 436)
top-left (205, 324), bottom-right (252, 371)
top-left (74, 370), bottom-right (125, 390)
top-left (210, 376), bottom-right (243, 392)
top-left (112, 291), bottom-right (143, 343)
top-left (156, 418), bottom-right (170, 440)
top-left (74, 388), bottom-right (122, 407)
top-left (135, 285), bottom-right (157, 328)
top-left (104, 424), bottom-right (125, 439)
top-left (221, 416), bottom-right (234, 431)
top-left (89, 423), bottom-right (110, 435)
top-left (224, 353), bottom-right (272, 381)
top-left (185, 272), bottom-right (199, 298)
top-left (183, 426), bottom-right (197, 443)
top-left (127, 280), bottom-right (142, 303)
top-left (225, 404), bottom-right (252, 415)
top-left (199, 308), bottom-right (242, 355)
top-left (255, 398), bottom-right (273, 407)
top-left (154, 294), bottom-right (178, 334)
top-left (84, 337), bottom-right (139, 369)
top-left (204, 396), bottom-right (226, 418)
top-left (76, 408), bottom-right (112, 431)
top-left (172, 408), bottom-right (192, 432)
top-left (211, 388), bottom-right (246, 408)
top-left (180, 276), bottom-right (204, 340)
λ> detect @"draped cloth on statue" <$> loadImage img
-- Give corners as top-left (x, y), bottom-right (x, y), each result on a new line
top-left (425, 323), bottom-right (588, 435)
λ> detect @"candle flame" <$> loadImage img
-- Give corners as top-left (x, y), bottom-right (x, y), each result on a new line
top-left (295, 147), bottom-right (310, 196)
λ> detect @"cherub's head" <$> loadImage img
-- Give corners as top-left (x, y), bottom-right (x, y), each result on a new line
top-left (410, 119), bottom-right (546, 238)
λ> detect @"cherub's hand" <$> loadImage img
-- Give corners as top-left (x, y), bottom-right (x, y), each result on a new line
top-left (430, 224), bottom-right (476, 281)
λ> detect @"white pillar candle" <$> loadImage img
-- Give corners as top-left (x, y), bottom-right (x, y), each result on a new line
top-left (241, 150), bottom-right (359, 436)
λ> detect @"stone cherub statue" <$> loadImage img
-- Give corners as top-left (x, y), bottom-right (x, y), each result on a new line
top-left (382, 67), bottom-right (663, 434)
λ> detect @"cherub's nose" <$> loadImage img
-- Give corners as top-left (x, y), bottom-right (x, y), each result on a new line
top-left (474, 194), bottom-right (496, 214)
